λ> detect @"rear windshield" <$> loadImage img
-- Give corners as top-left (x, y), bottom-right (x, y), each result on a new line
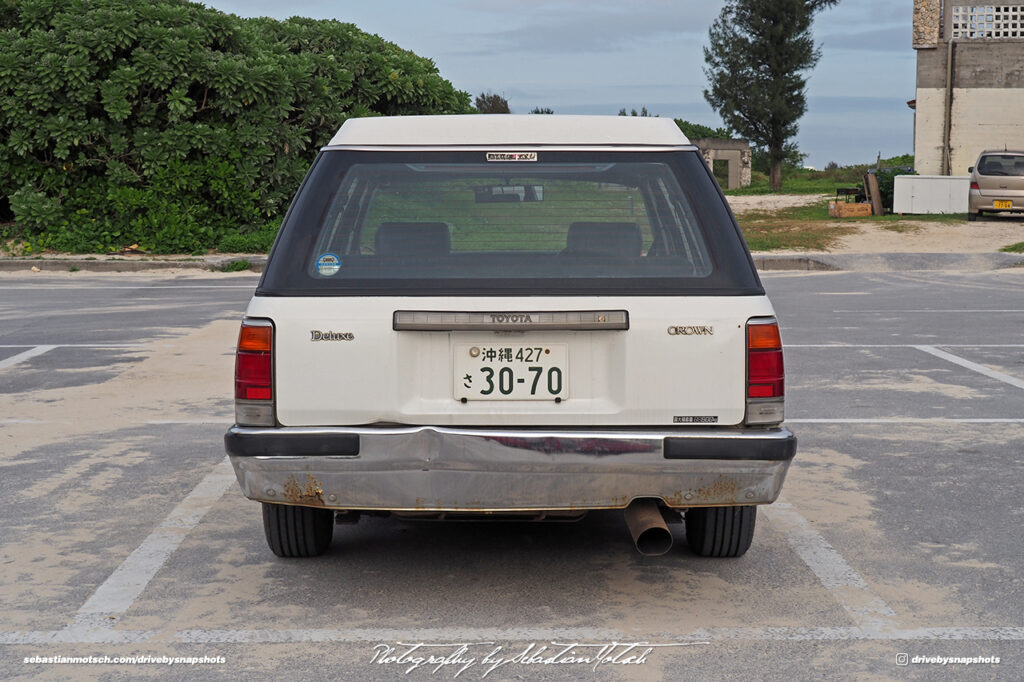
top-left (259, 150), bottom-right (762, 296)
top-left (977, 154), bottom-right (1024, 176)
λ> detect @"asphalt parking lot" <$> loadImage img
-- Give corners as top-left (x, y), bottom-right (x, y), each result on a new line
top-left (1, 268), bottom-right (1022, 680)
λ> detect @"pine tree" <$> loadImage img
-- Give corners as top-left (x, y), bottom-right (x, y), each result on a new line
top-left (703, 0), bottom-right (838, 191)
top-left (475, 92), bottom-right (510, 113)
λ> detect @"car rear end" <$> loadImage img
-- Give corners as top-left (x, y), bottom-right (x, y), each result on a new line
top-left (225, 115), bottom-right (795, 558)
top-left (969, 151), bottom-right (1024, 219)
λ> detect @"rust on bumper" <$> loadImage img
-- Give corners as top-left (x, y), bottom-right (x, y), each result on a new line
top-left (226, 425), bottom-right (795, 512)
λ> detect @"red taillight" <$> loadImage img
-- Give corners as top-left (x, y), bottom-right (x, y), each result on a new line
top-left (235, 321), bottom-right (272, 401)
top-left (747, 320), bottom-right (784, 398)
top-left (970, 181), bottom-right (980, 190)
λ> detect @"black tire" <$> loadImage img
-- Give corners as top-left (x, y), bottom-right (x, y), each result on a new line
top-left (262, 502), bottom-right (334, 557)
top-left (685, 506), bottom-right (756, 558)
top-left (967, 211), bottom-right (977, 222)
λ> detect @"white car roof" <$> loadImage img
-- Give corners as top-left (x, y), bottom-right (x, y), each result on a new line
top-left (327, 114), bottom-right (690, 147)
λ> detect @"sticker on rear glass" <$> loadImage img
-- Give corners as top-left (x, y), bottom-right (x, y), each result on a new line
top-left (486, 152), bottom-right (537, 162)
top-left (316, 252), bottom-right (341, 276)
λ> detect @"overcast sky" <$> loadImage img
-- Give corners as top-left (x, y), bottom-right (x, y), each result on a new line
top-left (201, 0), bottom-right (915, 169)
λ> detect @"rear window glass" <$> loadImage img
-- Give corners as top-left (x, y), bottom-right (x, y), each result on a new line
top-left (978, 155), bottom-right (1024, 176)
top-left (259, 150), bottom-right (761, 296)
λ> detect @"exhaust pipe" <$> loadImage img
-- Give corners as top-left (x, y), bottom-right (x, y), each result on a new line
top-left (623, 499), bottom-right (673, 556)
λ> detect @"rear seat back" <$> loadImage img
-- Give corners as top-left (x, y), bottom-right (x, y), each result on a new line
top-left (375, 222), bottom-right (451, 257)
top-left (564, 222), bottom-right (642, 257)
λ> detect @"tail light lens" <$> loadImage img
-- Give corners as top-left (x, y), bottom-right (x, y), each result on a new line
top-left (970, 181), bottom-right (980, 190)
top-left (746, 317), bottom-right (784, 425)
top-left (235, 319), bottom-right (275, 426)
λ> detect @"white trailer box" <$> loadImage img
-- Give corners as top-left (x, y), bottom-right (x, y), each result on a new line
top-left (893, 175), bottom-right (970, 214)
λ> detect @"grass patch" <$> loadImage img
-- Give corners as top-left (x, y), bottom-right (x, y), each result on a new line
top-left (214, 259), bottom-right (252, 272)
top-left (726, 175), bottom-right (851, 196)
top-left (1000, 241), bottom-right (1024, 253)
top-left (738, 200), bottom-right (856, 251)
top-left (735, 200), bottom-right (971, 251)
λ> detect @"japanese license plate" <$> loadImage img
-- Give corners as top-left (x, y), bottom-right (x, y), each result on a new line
top-left (455, 344), bottom-right (567, 400)
top-left (994, 200), bottom-right (1013, 209)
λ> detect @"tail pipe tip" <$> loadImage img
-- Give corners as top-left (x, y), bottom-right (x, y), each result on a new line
top-left (623, 498), bottom-right (673, 556)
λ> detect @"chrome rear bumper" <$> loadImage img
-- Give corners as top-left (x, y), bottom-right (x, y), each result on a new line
top-left (226, 425), bottom-right (795, 512)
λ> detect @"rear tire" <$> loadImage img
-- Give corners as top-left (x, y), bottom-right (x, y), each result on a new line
top-left (967, 211), bottom-right (977, 221)
top-left (262, 502), bottom-right (334, 557)
top-left (685, 506), bottom-right (756, 557)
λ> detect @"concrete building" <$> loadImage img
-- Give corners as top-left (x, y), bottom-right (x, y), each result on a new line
top-left (691, 138), bottom-right (751, 189)
top-left (912, 0), bottom-right (1024, 175)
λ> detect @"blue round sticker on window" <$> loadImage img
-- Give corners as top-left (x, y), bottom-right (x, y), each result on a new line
top-left (316, 253), bottom-right (341, 276)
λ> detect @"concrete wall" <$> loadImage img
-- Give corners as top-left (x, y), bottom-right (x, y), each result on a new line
top-left (913, 7), bottom-right (1024, 175)
top-left (691, 138), bottom-right (751, 189)
top-left (915, 85), bottom-right (1024, 175)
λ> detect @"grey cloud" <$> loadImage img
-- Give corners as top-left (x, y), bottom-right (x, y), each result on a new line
top-left (819, 26), bottom-right (912, 52)
top-left (444, 3), bottom-right (716, 56)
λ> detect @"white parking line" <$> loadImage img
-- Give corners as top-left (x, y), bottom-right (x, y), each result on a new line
top-left (762, 502), bottom-right (897, 631)
top-left (76, 457), bottom-right (235, 617)
top-left (787, 344), bottom-right (1024, 348)
top-left (0, 487), bottom-right (1020, 645)
top-left (0, 343), bottom-right (147, 372)
top-left (915, 345), bottom-right (1024, 391)
top-left (3, 625), bottom-right (1021, 645)
top-left (833, 309), bottom-right (1024, 314)
top-left (0, 459), bottom-right (1017, 645)
top-left (0, 344), bottom-right (146, 348)
top-left (0, 345), bottom-right (56, 370)
top-left (788, 418), bottom-right (1024, 424)
top-left (0, 285), bottom-right (256, 290)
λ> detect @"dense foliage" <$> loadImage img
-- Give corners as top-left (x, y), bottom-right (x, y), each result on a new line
top-left (674, 119), bottom-right (733, 141)
top-left (703, 0), bottom-right (838, 191)
top-left (474, 92), bottom-right (510, 114)
top-left (0, 0), bottom-right (472, 253)
top-left (873, 167), bottom-right (917, 211)
top-left (617, 107), bottom-right (733, 141)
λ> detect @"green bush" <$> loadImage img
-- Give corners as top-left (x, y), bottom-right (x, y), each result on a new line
top-left (674, 119), bottom-right (732, 140)
top-left (0, 0), bottom-right (472, 253)
top-left (873, 167), bottom-right (917, 212)
top-left (217, 219), bottom-right (280, 253)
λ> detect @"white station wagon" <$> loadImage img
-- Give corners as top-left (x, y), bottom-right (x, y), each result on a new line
top-left (225, 115), bottom-right (795, 559)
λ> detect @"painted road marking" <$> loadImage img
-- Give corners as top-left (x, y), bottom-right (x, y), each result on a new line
top-left (76, 457), bottom-right (235, 617)
top-left (8, 418), bottom-right (1022, 426)
top-left (762, 501), bottom-right (897, 631)
top-left (832, 309), bottom-right (1024, 314)
top-left (914, 345), bottom-right (1024, 391)
top-left (0, 486), bottom-right (1019, 644)
top-left (788, 418), bottom-right (1024, 424)
top-left (0, 285), bottom-right (256, 290)
top-left (787, 344), bottom-right (1024, 348)
top-left (0, 345), bottom-right (56, 370)
top-left (2, 626), bottom-right (1021, 645)
top-left (0, 344), bottom-right (146, 348)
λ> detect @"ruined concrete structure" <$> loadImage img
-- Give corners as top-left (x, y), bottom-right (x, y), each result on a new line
top-left (691, 138), bottom-right (751, 189)
top-left (913, 1), bottom-right (1024, 174)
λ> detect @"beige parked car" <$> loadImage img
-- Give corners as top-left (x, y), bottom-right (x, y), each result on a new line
top-left (968, 150), bottom-right (1024, 221)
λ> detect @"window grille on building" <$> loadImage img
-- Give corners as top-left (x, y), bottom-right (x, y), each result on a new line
top-left (951, 4), bottom-right (1024, 38)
